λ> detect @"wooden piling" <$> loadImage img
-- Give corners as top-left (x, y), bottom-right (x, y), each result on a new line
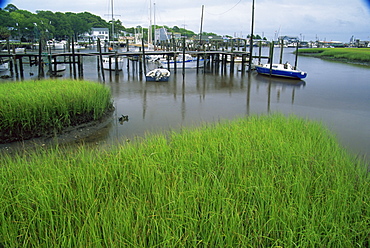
top-left (97, 38), bottom-right (105, 82)
top-left (269, 41), bottom-right (274, 77)
top-left (141, 38), bottom-right (146, 76)
top-left (38, 40), bottom-right (44, 78)
top-left (71, 38), bottom-right (77, 79)
top-left (294, 42), bottom-right (299, 70)
top-left (19, 56), bottom-right (24, 79)
top-left (182, 37), bottom-right (185, 78)
top-left (279, 39), bottom-right (284, 64)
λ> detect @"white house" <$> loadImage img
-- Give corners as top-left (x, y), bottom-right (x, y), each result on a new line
top-left (81, 28), bottom-right (109, 42)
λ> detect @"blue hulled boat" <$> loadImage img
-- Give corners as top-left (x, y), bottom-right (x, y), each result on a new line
top-left (146, 68), bottom-right (171, 82)
top-left (255, 62), bottom-right (307, 79)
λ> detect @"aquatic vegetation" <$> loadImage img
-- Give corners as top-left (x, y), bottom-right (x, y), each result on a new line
top-left (0, 114), bottom-right (369, 247)
top-left (0, 79), bottom-right (112, 143)
top-left (298, 48), bottom-right (370, 63)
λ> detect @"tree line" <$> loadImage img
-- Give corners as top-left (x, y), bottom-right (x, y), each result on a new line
top-left (0, 4), bottom-right (264, 43)
top-left (0, 4), bottom-right (202, 42)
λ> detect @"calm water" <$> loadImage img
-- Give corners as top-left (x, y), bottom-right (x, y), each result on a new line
top-left (2, 48), bottom-right (370, 160)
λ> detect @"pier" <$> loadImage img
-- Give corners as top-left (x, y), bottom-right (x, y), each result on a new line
top-left (0, 41), bottom-right (270, 81)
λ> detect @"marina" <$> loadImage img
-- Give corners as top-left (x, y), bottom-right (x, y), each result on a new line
top-left (0, 46), bottom-right (369, 161)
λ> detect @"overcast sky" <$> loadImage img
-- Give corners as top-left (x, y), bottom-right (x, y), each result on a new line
top-left (5, 0), bottom-right (370, 42)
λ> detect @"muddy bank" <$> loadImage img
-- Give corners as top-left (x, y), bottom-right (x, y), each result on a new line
top-left (0, 109), bottom-right (114, 154)
top-left (299, 53), bottom-right (370, 67)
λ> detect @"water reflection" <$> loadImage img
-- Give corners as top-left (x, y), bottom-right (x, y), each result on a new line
top-left (100, 60), bottom-right (309, 150)
top-left (1, 48), bottom-right (369, 160)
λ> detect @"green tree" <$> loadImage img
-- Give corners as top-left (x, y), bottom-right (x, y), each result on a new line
top-left (0, 26), bottom-right (10, 39)
top-left (4, 4), bottom-right (18, 12)
top-left (65, 12), bottom-right (89, 39)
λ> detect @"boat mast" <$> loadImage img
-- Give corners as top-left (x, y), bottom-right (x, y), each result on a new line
top-left (148, 0), bottom-right (152, 45)
top-left (248, 0), bottom-right (255, 72)
top-left (153, 2), bottom-right (156, 48)
top-left (111, 0), bottom-right (114, 42)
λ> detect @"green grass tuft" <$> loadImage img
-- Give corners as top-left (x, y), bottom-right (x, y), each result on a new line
top-left (298, 48), bottom-right (370, 63)
top-left (0, 114), bottom-right (369, 247)
top-left (0, 79), bottom-right (112, 142)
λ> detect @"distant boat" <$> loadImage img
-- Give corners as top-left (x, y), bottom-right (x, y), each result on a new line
top-left (48, 59), bottom-right (66, 72)
top-left (47, 40), bottom-right (67, 50)
top-left (255, 62), bottom-right (307, 79)
top-left (146, 68), bottom-right (170, 82)
top-left (51, 64), bottom-right (66, 72)
top-left (0, 62), bottom-right (9, 72)
top-left (1, 48), bottom-right (26, 54)
top-left (102, 57), bottom-right (124, 70)
top-left (227, 55), bottom-right (249, 63)
top-left (159, 54), bottom-right (205, 69)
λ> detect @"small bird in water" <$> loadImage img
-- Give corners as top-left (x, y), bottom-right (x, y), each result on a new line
top-left (119, 115), bottom-right (129, 124)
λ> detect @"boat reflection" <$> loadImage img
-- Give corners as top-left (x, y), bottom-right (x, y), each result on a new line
top-left (254, 73), bottom-right (306, 87)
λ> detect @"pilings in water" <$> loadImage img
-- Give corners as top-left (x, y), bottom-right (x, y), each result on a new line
top-left (1, 44), bottom-right (273, 81)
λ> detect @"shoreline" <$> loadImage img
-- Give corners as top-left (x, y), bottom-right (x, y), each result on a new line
top-left (0, 108), bottom-right (114, 154)
top-left (297, 48), bottom-right (370, 67)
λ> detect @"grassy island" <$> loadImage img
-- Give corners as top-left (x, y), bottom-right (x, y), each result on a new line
top-left (0, 114), bottom-right (369, 247)
top-left (298, 48), bottom-right (370, 65)
top-left (0, 79), bottom-right (113, 143)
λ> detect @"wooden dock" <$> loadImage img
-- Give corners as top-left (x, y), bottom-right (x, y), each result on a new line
top-left (0, 48), bottom-right (269, 81)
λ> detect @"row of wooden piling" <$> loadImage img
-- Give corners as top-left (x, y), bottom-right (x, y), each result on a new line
top-left (3, 39), bottom-right (296, 81)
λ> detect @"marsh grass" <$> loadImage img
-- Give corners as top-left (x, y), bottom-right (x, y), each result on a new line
top-left (0, 79), bottom-right (112, 142)
top-left (298, 48), bottom-right (370, 63)
top-left (0, 114), bottom-right (369, 247)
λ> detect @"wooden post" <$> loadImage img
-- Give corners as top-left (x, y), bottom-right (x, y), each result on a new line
top-left (47, 53), bottom-right (52, 75)
top-left (53, 55), bottom-right (58, 73)
top-left (71, 37), bottom-right (76, 79)
top-left (106, 57), bottom-right (111, 72)
top-left (13, 55), bottom-right (19, 78)
top-left (279, 39), bottom-right (284, 64)
top-left (269, 41), bottom-right (274, 76)
top-left (294, 42), bottom-right (299, 69)
top-left (19, 56), bottom-right (24, 79)
top-left (182, 37), bottom-right (185, 78)
top-left (79, 55), bottom-right (84, 78)
top-left (230, 54), bottom-right (235, 74)
top-left (258, 41), bottom-right (262, 64)
top-left (115, 52), bottom-right (119, 75)
top-left (173, 53), bottom-right (177, 73)
top-left (38, 39), bottom-right (44, 78)
top-left (97, 38), bottom-right (105, 82)
top-left (141, 38), bottom-right (147, 76)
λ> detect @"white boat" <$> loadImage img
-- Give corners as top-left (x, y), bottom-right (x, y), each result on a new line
top-left (1, 48), bottom-right (26, 54)
top-left (51, 64), bottom-right (66, 72)
top-left (47, 59), bottom-right (66, 72)
top-left (255, 62), bottom-right (307, 79)
top-left (227, 55), bottom-right (249, 63)
top-left (146, 68), bottom-right (170, 82)
top-left (47, 40), bottom-right (67, 50)
top-left (70, 43), bottom-right (85, 50)
top-left (158, 54), bottom-right (204, 69)
top-left (0, 62), bottom-right (9, 72)
top-left (15, 48), bottom-right (25, 53)
top-left (102, 57), bottom-right (124, 70)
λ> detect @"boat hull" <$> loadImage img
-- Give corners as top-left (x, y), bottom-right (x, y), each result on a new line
top-left (146, 69), bottom-right (170, 82)
top-left (255, 65), bottom-right (307, 79)
top-left (161, 59), bottom-right (204, 69)
top-left (103, 58), bottom-right (124, 71)
top-left (0, 62), bottom-right (9, 72)
top-left (146, 76), bottom-right (170, 82)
